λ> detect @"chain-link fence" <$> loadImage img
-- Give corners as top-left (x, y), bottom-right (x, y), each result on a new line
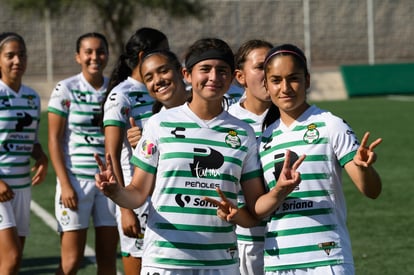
top-left (1, 0), bottom-right (414, 79)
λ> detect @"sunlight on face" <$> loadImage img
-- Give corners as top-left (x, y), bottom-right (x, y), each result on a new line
top-left (265, 55), bottom-right (310, 118)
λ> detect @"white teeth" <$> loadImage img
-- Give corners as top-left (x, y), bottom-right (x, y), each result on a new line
top-left (158, 86), bottom-right (167, 92)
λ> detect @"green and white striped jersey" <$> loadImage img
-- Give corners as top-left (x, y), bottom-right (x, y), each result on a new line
top-left (103, 76), bottom-right (154, 183)
top-left (0, 80), bottom-right (41, 188)
top-left (228, 99), bottom-right (269, 244)
top-left (48, 73), bottom-right (107, 180)
top-left (131, 103), bottom-right (262, 270)
top-left (259, 105), bottom-right (358, 271)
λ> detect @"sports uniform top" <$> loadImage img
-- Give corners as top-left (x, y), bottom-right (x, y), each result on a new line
top-left (228, 98), bottom-right (269, 244)
top-left (130, 103), bottom-right (262, 270)
top-left (47, 73), bottom-right (108, 180)
top-left (259, 105), bottom-right (358, 271)
top-left (228, 98), bottom-right (268, 138)
top-left (103, 76), bottom-right (154, 182)
top-left (0, 80), bottom-right (41, 188)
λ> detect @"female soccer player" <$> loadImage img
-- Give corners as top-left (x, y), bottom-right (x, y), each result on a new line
top-left (0, 32), bottom-right (48, 275)
top-left (258, 43), bottom-right (382, 274)
top-left (96, 37), bottom-right (306, 275)
top-left (48, 32), bottom-right (118, 275)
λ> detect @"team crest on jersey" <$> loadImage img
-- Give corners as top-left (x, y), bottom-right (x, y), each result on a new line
top-left (27, 95), bottom-right (36, 108)
top-left (135, 235), bottom-right (144, 250)
top-left (60, 210), bottom-right (70, 225)
top-left (140, 140), bottom-right (157, 159)
top-left (0, 214), bottom-right (3, 223)
top-left (303, 123), bottom-right (319, 144)
top-left (225, 130), bottom-right (241, 148)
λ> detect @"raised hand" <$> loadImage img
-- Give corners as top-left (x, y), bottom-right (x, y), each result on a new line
top-left (127, 117), bottom-right (142, 148)
top-left (203, 187), bottom-right (239, 222)
top-left (353, 132), bottom-right (382, 168)
top-left (94, 153), bottom-right (120, 197)
top-left (274, 150), bottom-right (306, 196)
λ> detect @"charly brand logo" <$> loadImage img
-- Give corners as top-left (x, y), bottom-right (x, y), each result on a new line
top-left (303, 123), bottom-right (319, 144)
top-left (0, 98), bottom-right (11, 107)
top-left (171, 126), bottom-right (186, 138)
top-left (190, 147), bottom-right (224, 178)
top-left (0, 214), bottom-right (3, 223)
top-left (76, 92), bottom-right (87, 102)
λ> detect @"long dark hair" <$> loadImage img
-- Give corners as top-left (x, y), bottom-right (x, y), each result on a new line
top-left (99, 28), bottom-right (168, 128)
top-left (107, 28), bottom-right (168, 92)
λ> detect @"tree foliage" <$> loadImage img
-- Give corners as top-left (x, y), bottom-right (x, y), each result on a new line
top-left (5, 0), bottom-right (208, 55)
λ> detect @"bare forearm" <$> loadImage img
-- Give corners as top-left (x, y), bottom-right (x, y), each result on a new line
top-left (231, 206), bottom-right (260, 227)
top-left (49, 139), bottom-right (71, 186)
top-left (254, 186), bottom-right (292, 219)
top-left (109, 185), bottom-right (146, 209)
top-left (31, 143), bottom-right (47, 161)
top-left (351, 164), bottom-right (382, 199)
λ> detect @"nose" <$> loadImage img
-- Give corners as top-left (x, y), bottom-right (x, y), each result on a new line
top-left (91, 51), bottom-right (98, 60)
top-left (154, 73), bottom-right (165, 85)
top-left (280, 78), bottom-right (291, 92)
top-left (13, 54), bottom-right (22, 64)
top-left (208, 68), bottom-right (219, 81)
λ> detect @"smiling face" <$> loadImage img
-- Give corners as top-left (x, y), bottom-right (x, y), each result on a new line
top-left (75, 37), bottom-right (108, 80)
top-left (0, 39), bottom-right (27, 87)
top-left (141, 53), bottom-right (186, 108)
top-left (264, 54), bottom-right (310, 120)
top-left (183, 59), bottom-right (233, 103)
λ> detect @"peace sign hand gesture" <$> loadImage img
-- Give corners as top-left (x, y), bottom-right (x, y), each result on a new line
top-left (353, 132), bottom-right (382, 168)
top-left (203, 187), bottom-right (240, 223)
top-left (94, 153), bottom-right (121, 198)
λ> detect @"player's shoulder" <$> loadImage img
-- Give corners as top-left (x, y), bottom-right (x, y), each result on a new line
top-left (225, 111), bottom-right (256, 137)
top-left (58, 73), bottom-right (82, 86)
top-left (21, 84), bottom-right (40, 97)
top-left (311, 105), bottom-right (347, 126)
